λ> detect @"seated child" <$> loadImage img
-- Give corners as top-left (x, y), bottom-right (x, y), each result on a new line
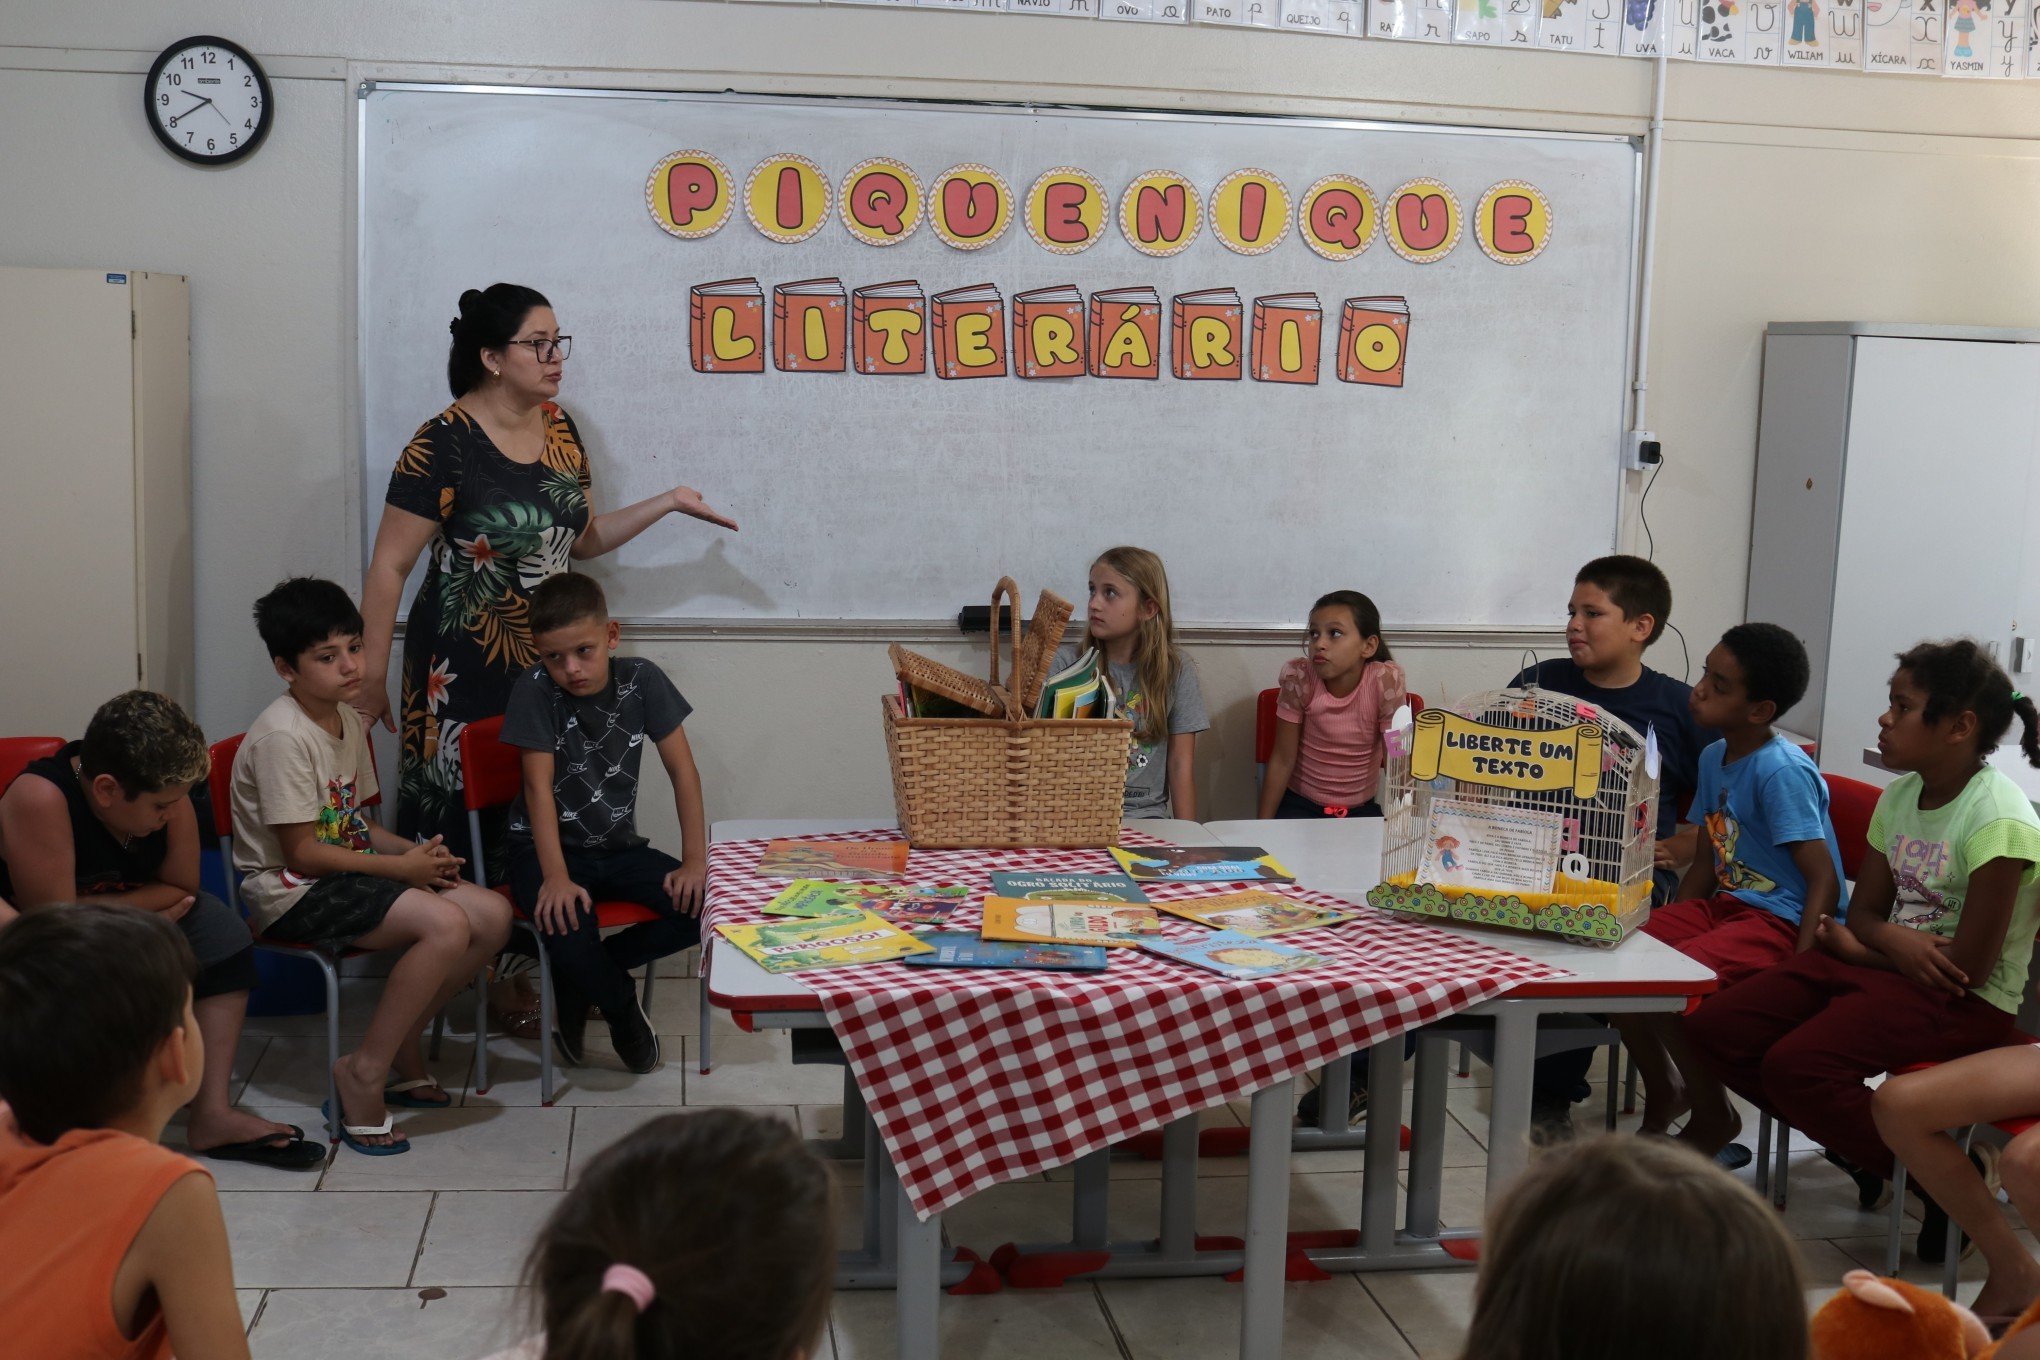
top-left (1616, 623), bottom-right (1847, 1138)
top-left (1050, 546), bottom-right (1209, 820)
top-left (231, 577), bottom-right (511, 1155)
top-left (0, 691), bottom-right (319, 1170)
top-left (483, 1108), bottom-right (833, 1360)
top-left (1685, 639), bottom-right (2040, 1231)
top-left (1458, 1136), bottom-right (1807, 1360)
top-left (0, 905), bottom-right (252, 1360)
top-left (1510, 554), bottom-right (1717, 1136)
top-left (1875, 1045), bottom-right (2040, 1327)
top-left (501, 572), bottom-right (707, 1074)
top-left (1256, 590), bottom-right (1407, 821)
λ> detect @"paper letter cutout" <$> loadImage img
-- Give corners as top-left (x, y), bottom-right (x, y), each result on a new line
top-left (648, 151), bottom-right (734, 239)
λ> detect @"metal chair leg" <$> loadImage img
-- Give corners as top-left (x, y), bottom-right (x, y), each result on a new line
top-left (429, 1010), bottom-right (445, 1060)
top-left (1604, 1047), bottom-right (1620, 1132)
top-left (698, 944), bottom-right (713, 1075)
top-left (1623, 1050), bottom-right (1639, 1115)
top-left (1755, 1112), bottom-right (1773, 1196)
top-left (1773, 1125), bottom-right (1790, 1209)
top-left (315, 950), bottom-right (342, 1142)
top-left (1456, 1042), bottom-right (1471, 1079)
top-left (473, 965), bottom-right (491, 1095)
top-left (1946, 1128), bottom-right (1975, 1297)
top-left (1888, 1160), bottom-right (1909, 1276)
top-left (537, 932), bottom-right (556, 1107)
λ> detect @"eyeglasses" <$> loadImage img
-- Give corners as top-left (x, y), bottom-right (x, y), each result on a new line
top-left (506, 336), bottom-right (572, 362)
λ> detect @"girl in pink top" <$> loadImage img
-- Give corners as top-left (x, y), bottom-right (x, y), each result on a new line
top-left (1257, 591), bottom-right (1407, 820)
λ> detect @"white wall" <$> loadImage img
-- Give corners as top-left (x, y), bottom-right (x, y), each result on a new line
top-left (6, 2), bottom-right (2039, 840)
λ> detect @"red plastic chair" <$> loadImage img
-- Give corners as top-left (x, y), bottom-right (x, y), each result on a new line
top-left (0, 737), bottom-right (64, 794)
top-left (210, 731), bottom-right (487, 1138)
top-left (459, 714), bottom-right (663, 1104)
top-left (1253, 688), bottom-right (1423, 789)
top-left (1753, 772), bottom-right (1890, 1200)
top-left (1883, 1034), bottom-right (2040, 1295)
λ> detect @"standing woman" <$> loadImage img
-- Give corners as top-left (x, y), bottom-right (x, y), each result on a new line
top-left (357, 283), bottom-right (736, 849)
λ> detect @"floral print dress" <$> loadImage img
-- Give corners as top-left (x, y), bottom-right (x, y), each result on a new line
top-left (386, 402), bottom-right (591, 845)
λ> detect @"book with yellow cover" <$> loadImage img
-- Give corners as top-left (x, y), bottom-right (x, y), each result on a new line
top-left (979, 896), bottom-right (1163, 948)
top-left (1155, 890), bottom-right (1356, 937)
top-left (763, 879), bottom-right (967, 927)
top-left (716, 910), bottom-right (934, 974)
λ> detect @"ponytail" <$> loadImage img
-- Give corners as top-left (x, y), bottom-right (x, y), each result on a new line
top-left (1893, 639), bottom-right (2040, 768)
top-left (2014, 692), bottom-right (2040, 769)
top-left (542, 1286), bottom-right (645, 1360)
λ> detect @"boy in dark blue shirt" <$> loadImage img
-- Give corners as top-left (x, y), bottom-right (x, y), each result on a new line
top-left (1509, 555), bottom-right (1718, 1139)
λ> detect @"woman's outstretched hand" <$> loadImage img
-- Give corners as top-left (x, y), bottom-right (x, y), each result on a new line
top-left (667, 486), bottom-right (739, 533)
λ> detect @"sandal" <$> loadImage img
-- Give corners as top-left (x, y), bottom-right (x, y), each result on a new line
top-left (201, 1128), bottom-right (327, 1171)
top-left (383, 1078), bottom-right (452, 1109)
top-left (321, 1099), bottom-right (411, 1157)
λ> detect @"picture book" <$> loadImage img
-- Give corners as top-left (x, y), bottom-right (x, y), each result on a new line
top-left (1155, 889), bottom-right (1356, 937)
top-left (1108, 846), bottom-right (1296, 884)
top-left (902, 930), bottom-right (1111, 972)
top-left (716, 910), bottom-right (935, 974)
top-left (1170, 287), bottom-right (1244, 381)
top-left (851, 280), bottom-right (927, 375)
top-left (1088, 286), bottom-right (1163, 379)
top-left (1336, 296), bottom-right (1410, 387)
top-left (771, 278), bottom-right (848, 373)
top-left (930, 283), bottom-right (1008, 380)
top-left (989, 871), bottom-right (1150, 903)
top-left (1249, 293), bottom-right (1323, 385)
top-left (762, 879), bottom-right (968, 926)
top-left (688, 277), bottom-right (766, 374)
top-left (755, 839), bottom-right (910, 880)
top-left (1140, 930), bottom-right (1328, 980)
top-left (980, 897), bottom-right (1164, 947)
top-left (1012, 284), bottom-right (1087, 379)
top-left (1033, 647), bottom-right (1114, 720)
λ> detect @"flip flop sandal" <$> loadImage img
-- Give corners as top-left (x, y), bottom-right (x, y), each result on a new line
top-left (321, 1099), bottom-right (411, 1157)
top-left (1715, 1142), bottom-right (1754, 1171)
top-left (201, 1131), bottom-right (327, 1170)
top-left (383, 1078), bottom-right (452, 1109)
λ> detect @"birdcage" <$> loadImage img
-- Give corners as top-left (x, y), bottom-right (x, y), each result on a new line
top-left (1367, 686), bottom-right (1659, 947)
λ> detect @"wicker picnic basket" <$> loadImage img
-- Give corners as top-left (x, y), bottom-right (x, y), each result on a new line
top-left (883, 578), bottom-right (1132, 849)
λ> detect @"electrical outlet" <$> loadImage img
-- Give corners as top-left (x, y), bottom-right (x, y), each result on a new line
top-left (1622, 432), bottom-right (1661, 472)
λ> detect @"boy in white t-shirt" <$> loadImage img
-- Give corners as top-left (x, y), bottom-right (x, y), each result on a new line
top-left (231, 577), bottom-right (511, 1155)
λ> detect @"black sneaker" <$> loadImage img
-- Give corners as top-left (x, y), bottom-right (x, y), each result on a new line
top-left (1529, 1093), bottom-right (1577, 1146)
top-left (1295, 1080), bottom-right (1370, 1128)
top-left (608, 996), bottom-right (661, 1075)
top-left (551, 979), bottom-right (589, 1068)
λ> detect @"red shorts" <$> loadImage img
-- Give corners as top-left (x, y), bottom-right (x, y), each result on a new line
top-left (1642, 894), bottom-right (1799, 990)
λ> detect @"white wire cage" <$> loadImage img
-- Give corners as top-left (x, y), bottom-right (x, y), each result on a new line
top-left (1368, 686), bottom-right (1660, 947)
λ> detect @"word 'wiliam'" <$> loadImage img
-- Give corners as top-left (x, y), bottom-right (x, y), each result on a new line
top-left (647, 151), bottom-right (1553, 267)
top-left (687, 278), bottom-right (1412, 386)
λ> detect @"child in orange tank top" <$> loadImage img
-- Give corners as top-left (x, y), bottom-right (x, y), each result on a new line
top-left (0, 906), bottom-right (251, 1360)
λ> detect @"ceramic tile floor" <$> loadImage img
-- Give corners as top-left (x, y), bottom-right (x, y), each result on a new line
top-left (198, 953), bottom-right (2029, 1358)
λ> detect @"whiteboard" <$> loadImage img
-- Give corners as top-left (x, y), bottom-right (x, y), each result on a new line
top-left (359, 85), bottom-right (1637, 629)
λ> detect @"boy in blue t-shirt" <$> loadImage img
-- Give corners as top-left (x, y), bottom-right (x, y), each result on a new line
top-left (1623, 622), bottom-right (1846, 1143)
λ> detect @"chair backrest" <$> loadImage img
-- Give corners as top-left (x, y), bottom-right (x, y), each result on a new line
top-left (206, 733), bottom-right (245, 841)
top-left (458, 714), bottom-right (522, 813)
top-left (1824, 772), bottom-right (1882, 883)
top-left (0, 737), bottom-right (64, 795)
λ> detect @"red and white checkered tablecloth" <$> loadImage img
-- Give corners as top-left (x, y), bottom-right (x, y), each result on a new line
top-left (705, 830), bottom-right (1567, 1219)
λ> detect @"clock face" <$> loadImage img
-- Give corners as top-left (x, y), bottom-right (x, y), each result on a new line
top-left (146, 36), bottom-right (272, 166)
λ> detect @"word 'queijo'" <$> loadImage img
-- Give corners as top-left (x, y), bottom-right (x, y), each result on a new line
top-left (686, 279), bottom-right (1412, 386)
top-left (647, 152), bottom-right (1554, 266)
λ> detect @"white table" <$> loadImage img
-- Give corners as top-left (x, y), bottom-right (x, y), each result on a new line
top-left (1204, 818), bottom-right (1717, 1267)
top-left (703, 819), bottom-right (1299, 1360)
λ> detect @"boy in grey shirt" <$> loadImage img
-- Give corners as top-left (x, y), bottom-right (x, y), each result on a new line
top-left (501, 574), bottom-right (707, 1074)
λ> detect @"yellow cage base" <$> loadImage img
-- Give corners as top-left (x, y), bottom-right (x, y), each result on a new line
top-left (1366, 872), bottom-right (1651, 948)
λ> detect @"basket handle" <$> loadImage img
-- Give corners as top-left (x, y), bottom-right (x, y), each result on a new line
top-left (986, 576), bottom-right (1023, 720)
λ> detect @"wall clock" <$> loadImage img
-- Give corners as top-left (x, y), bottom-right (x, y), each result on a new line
top-left (146, 36), bottom-right (272, 166)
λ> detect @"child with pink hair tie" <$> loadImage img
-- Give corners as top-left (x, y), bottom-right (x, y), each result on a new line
top-left (484, 1109), bottom-right (834, 1360)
